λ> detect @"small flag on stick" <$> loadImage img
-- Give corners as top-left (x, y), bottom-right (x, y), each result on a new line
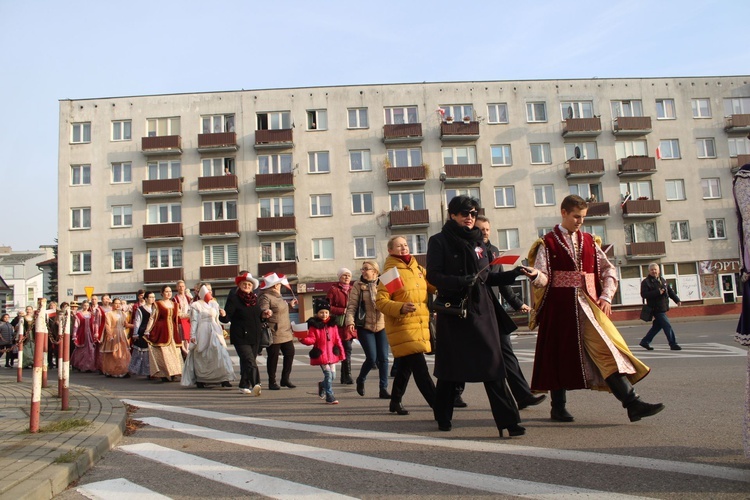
top-left (380, 267), bottom-right (404, 294)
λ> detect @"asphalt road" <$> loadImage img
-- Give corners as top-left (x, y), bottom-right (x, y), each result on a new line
top-left (56, 317), bottom-right (750, 499)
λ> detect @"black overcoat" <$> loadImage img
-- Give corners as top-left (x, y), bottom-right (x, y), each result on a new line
top-left (220, 293), bottom-right (264, 347)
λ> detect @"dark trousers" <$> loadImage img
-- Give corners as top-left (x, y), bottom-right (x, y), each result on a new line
top-left (642, 312), bottom-right (678, 346)
top-left (436, 379), bottom-right (519, 430)
top-left (1, 344), bottom-right (13, 366)
top-left (266, 340), bottom-right (295, 384)
top-left (356, 328), bottom-right (390, 390)
top-left (390, 353), bottom-right (435, 407)
top-left (234, 343), bottom-right (260, 389)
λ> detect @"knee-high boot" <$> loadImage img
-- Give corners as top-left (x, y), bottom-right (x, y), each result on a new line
top-left (550, 389), bottom-right (574, 422)
top-left (340, 358), bottom-right (354, 384)
top-left (605, 373), bottom-right (665, 422)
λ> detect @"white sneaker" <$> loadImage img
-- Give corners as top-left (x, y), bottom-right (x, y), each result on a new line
top-left (252, 384), bottom-right (262, 397)
top-left (239, 388), bottom-right (253, 395)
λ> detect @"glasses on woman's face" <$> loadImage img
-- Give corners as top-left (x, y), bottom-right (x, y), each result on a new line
top-left (361, 267), bottom-right (374, 272)
top-left (458, 210), bottom-right (478, 218)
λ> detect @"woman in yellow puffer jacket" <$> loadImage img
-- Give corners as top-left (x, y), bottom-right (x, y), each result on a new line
top-left (376, 236), bottom-right (437, 416)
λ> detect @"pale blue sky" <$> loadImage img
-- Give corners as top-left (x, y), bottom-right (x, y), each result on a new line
top-left (1, 0), bottom-right (748, 251)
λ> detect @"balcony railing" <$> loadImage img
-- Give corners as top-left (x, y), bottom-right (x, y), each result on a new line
top-left (199, 219), bottom-right (239, 238)
top-left (612, 116), bottom-right (652, 135)
top-left (622, 199), bottom-right (661, 217)
top-left (144, 267), bottom-right (184, 284)
top-left (618, 156), bottom-right (656, 175)
top-left (142, 135), bottom-right (182, 155)
top-left (142, 178), bottom-right (183, 197)
top-left (562, 117), bottom-right (602, 137)
top-left (443, 164), bottom-right (482, 183)
top-left (255, 172), bottom-right (294, 191)
top-left (386, 166), bottom-right (426, 184)
top-left (585, 202), bottom-right (610, 219)
top-left (383, 123), bottom-right (423, 143)
top-left (440, 121), bottom-right (480, 140)
top-left (258, 261), bottom-right (297, 277)
top-left (197, 132), bottom-right (238, 152)
top-left (197, 174), bottom-right (239, 194)
top-left (626, 241), bottom-right (666, 259)
top-left (257, 216), bottom-right (296, 233)
top-left (725, 114), bottom-right (750, 133)
top-left (200, 264), bottom-right (240, 282)
top-left (731, 154), bottom-right (750, 173)
top-left (566, 159), bottom-right (605, 178)
top-left (389, 209), bottom-right (430, 227)
top-left (254, 129), bottom-right (293, 149)
top-left (143, 222), bottom-right (183, 240)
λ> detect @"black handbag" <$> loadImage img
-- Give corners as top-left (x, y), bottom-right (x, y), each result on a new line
top-left (354, 291), bottom-right (367, 328)
top-left (639, 304), bottom-right (653, 322)
top-left (259, 321), bottom-right (274, 348)
top-left (431, 295), bottom-right (468, 318)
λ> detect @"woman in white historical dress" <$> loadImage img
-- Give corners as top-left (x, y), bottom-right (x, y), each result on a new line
top-left (182, 284), bottom-right (235, 388)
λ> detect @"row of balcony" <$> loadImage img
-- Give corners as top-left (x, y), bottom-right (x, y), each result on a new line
top-left (142, 260), bottom-right (298, 285)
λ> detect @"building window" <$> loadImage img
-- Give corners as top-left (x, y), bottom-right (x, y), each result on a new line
top-left (696, 138), bottom-right (716, 159)
top-left (701, 178), bottom-right (721, 199)
top-left (560, 101), bottom-right (594, 120)
top-left (257, 111), bottom-right (291, 130)
top-left (620, 181), bottom-right (652, 199)
top-left (656, 99), bottom-right (676, 119)
top-left (583, 224), bottom-right (607, 242)
top-left (349, 150), bottom-right (372, 171)
top-left (670, 221), bottom-right (690, 242)
top-left (390, 191), bottom-right (425, 210)
top-left (728, 137), bottom-right (750, 157)
top-left (565, 142), bottom-right (598, 160)
top-left (348, 108), bottom-right (368, 129)
top-left (569, 183), bottom-right (601, 201)
top-left (147, 160), bottom-right (181, 180)
top-left (724, 97), bottom-right (750, 115)
top-left (352, 193), bottom-right (373, 214)
top-left (530, 143), bottom-right (552, 164)
top-left (615, 140), bottom-right (648, 159)
top-left (112, 205), bottom-right (132, 227)
top-left (71, 251), bottom-right (92, 273)
top-left (658, 139), bottom-right (681, 159)
top-left (261, 241), bottom-right (296, 262)
top-left (308, 151), bottom-right (330, 174)
top-left (692, 98), bottom-right (711, 118)
top-left (147, 117), bottom-right (180, 136)
top-left (259, 197), bottom-right (294, 217)
top-left (537, 227), bottom-right (554, 238)
top-left (625, 222), bottom-right (657, 243)
top-left (203, 200), bottom-right (237, 221)
top-left (707, 219), bottom-right (726, 240)
top-left (201, 114), bottom-right (234, 133)
top-left (400, 234), bottom-right (428, 254)
top-left (71, 208), bottom-right (91, 229)
top-left (148, 248), bottom-right (182, 268)
top-left (387, 147), bottom-right (422, 167)
top-left (71, 122), bottom-right (91, 143)
top-left (147, 204), bottom-right (181, 224)
top-left (312, 238), bottom-right (334, 260)
top-left (445, 188), bottom-right (479, 206)
top-left (384, 106), bottom-right (418, 124)
top-left (306, 110), bottom-right (328, 131)
top-left (112, 162), bottom-right (132, 183)
top-left (71, 165), bottom-right (91, 186)
top-left (497, 229), bottom-right (520, 251)
top-left (113, 249), bottom-right (133, 271)
top-left (490, 145), bottom-right (512, 166)
top-left (310, 194), bottom-right (333, 217)
top-left (354, 237), bottom-right (376, 259)
top-left (203, 244), bottom-right (238, 266)
top-left (526, 102), bottom-right (547, 123)
top-left (440, 105), bottom-right (473, 121)
top-left (494, 186), bottom-right (516, 208)
top-left (442, 146), bottom-right (477, 165)
top-left (258, 154), bottom-right (292, 174)
top-left (534, 185), bottom-right (555, 206)
top-left (611, 100), bottom-right (643, 117)
top-left (665, 179), bottom-right (686, 201)
top-left (487, 103), bottom-right (509, 124)
top-left (112, 120), bottom-right (131, 141)
top-left (27, 287), bottom-right (34, 304)
top-left (202, 157), bottom-right (234, 176)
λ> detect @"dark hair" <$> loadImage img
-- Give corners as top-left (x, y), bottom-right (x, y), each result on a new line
top-left (561, 194), bottom-right (588, 213)
top-left (160, 285), bottom-right (171, 294)
top-left (447, 195), bottom-right (480, 215)
top-left (136, 289), bottom-right (145, 296)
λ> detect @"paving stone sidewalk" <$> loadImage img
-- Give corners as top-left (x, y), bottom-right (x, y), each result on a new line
top-left (0, 368), bottom-right (125, 500)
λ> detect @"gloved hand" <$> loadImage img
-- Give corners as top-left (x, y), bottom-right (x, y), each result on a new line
top-left (457, 274), bottom-right (476, 287)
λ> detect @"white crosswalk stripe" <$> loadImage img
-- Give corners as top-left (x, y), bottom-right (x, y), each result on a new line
top-left (511, 342), bottom-right (748, 363)
top-left (77, 478), bottom-right (172, 500)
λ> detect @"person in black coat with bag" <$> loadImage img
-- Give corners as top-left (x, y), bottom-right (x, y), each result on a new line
top-left (639, 263), bottom-right (682, 351)
top-left (426, 195), bottom-right (534, 437)
top-left (220, 272), bottom-right (269, 396)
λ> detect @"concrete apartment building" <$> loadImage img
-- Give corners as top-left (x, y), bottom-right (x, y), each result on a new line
top-left (0, 246), bottom-right (55, 312)
top-left (57, 76), bottom-right (750, 311)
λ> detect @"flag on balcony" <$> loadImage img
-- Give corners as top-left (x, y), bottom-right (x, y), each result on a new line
top-left (380, 267), bottom-right (404, 294)
top-left (620, 192), bottom-right (632, 208)
top-left (655, 146), bottom-right (661, 160)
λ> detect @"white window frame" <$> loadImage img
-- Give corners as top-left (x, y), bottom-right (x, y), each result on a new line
top-left (349, 150), bottom-right (372, 172)
top-left (257, 111), bottom-right (291, 130)
top-left (670, 221), bottom-right (690, 242)
top-left (71, 122), bottom-right (91, 144)
top-left (308, 151), bottom-right (330, 174)
top-left (611, 100), bottom-right (643, 118)
top-left (620, 181), bottom-right (653, 200)
top-left (583, 224), bottom-right (607, 242)
top-left (352, 193), bottom-right (373, 215)
top-left (399, 234), bottom-right (427, 255)
top-left (201, 114), bottom-right (235, 133)
top-left (384, 106), bottom-right (419, 125)
top-left (440, 105), bottom-right (473, 121)
top-left (148, 247), bottom-right (182, 269)
top-left (347, 108), bottom-right (369, 129)
top-left (487, 103), bottom-right (509, 124)
top-left (659, 139), bottom-right (681, 160)
top-left (565, 142), bottom-right (598, 160)
top-left (442, 146), bottom-right (477, 165)
top-left (390, 190), bottom-right (425, 211)
top-left (258, 154), bottom-right (293, 174)
top-left (203, 244), bottom-right (239, 266)
top-left (71, 207), bottom-right (91, 230)
top-left (203, 200), bottom-right (237, 221)
top-left (707, 219), bottom-right (726, 240)
top-left (112, 249), bottom-right (133, 272)
top-left (147, 203), bottom-right (182, 224)
top-left (312, 238), bottom-right (334, 261)
top-left (306, 109), bottom-right (328, 131)
top-left (696, 138), bottom-right (716, 159)
top-left (71, 251), bottom-right (92, 274)
top-left (259, 197), bottom-right (294, 218)
top-left (202, 157), bottom-right (234, 176)
top-left (387, 147), bottom-right (422, 168)
top-left (444, 188), bottom-right (479, 206)
top-left (530, 143), bottom-right (552, 164)
top-left (724, 97), bottom-right (750, 116)
top-left (310, 194), bottom-right (333, 217)
top-left (111, 162), bottom-right (132, 184)
top-left (526, 102), bottom-right (547, 123)
top-left (665, 179), bottom-right (686, 201)
top-left (615, 140), bottom-right (648, 160)
top-left (354, 237), bottom-right (376, 259)
top-left (494, 186), bottom-right (516, 208)
top-left (71, 164), bottom-right (91, 186)
top-left (490, 144), bottom-right (512, 166)
top-left (147, 160), bottom-right (181, 180)
top-left (534, 185), bottom-right (555, 206)
top-left (112, 205), bottom-right (132, 228)
top-left (112, 120), bottom-right (131, 141)
top-left (701, 178), bottom-right (721, 199)
top-left (497, 229), bottom-right (520, 251)
top-left (656, 99), bottom-right (676, 120)
top-left (692, 98), bottom-right (711, 118)
top-left (569, 183), bottom-right (601, 201)
top-left (261, 241), bottom-right (296, 263)
top-left (560, 101), bottom-right (594, 120)
top-left (147, 117), bottom-right (180, 137)
top-left (625, 222), bottom-right (657, 244)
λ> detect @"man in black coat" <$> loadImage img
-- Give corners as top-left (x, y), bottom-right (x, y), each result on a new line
top-left (639, 263), bottom-right (682, 350)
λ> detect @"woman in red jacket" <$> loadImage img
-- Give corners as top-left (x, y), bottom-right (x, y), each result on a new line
top-left (326, 268), bottom-right (353, 384)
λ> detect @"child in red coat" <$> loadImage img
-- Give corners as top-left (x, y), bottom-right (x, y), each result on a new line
top-left (294, 298), bottom-right (345, 404)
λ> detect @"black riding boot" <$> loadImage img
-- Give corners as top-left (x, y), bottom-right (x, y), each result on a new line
top-left (550, 389), bottom-right (574, 422)
top-left (605, 373), bottom-right (664, 422)
top-left (340, 358), bottom-right (354, 384)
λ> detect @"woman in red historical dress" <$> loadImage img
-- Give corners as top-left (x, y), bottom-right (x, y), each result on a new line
top-left (144, 285), bottom-right (183, 382)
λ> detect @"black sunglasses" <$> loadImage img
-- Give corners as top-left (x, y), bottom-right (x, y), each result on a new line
top-left (458, 210), bottom-right (478, 218)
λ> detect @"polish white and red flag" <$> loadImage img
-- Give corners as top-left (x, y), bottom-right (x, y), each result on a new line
top-left (489, 248), bottom-right (523, 266)
top-left (380, 267), bottom-right (405, 294)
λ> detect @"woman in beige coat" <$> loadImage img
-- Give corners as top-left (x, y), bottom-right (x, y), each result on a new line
top-left (258, 272), bottom-right (298, 390)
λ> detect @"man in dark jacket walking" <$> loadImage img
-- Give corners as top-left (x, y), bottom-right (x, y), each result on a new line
top-left (639, 263), bottom-right (682, 350)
